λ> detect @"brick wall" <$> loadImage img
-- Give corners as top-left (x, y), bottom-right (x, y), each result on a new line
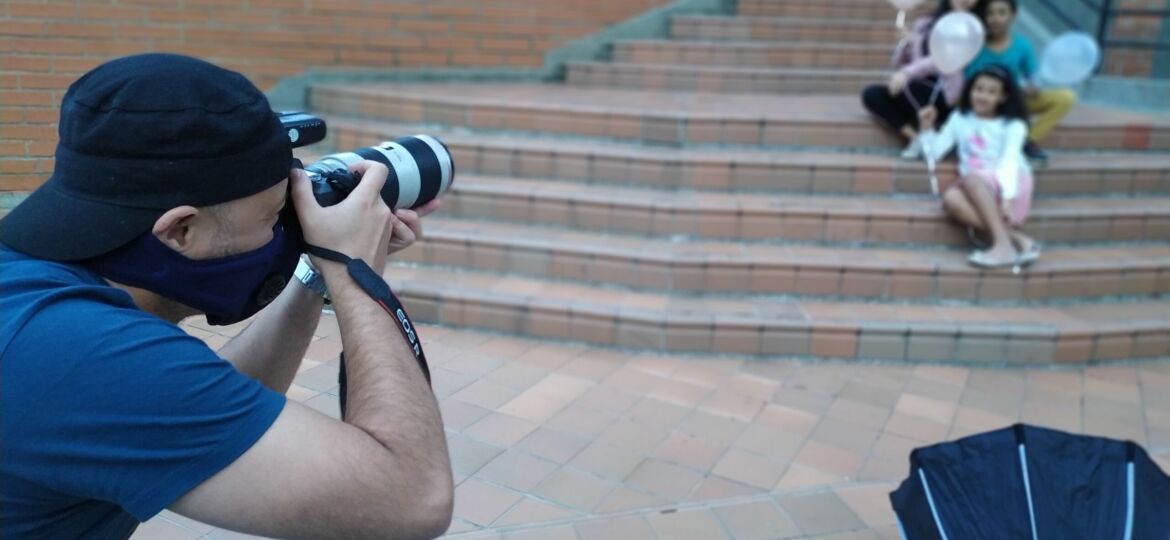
top-left (1098, 0), bottom-right (1169, 77)
top-left (0, 0), bottom-right (668, 192)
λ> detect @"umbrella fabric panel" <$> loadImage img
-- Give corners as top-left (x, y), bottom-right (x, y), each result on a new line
top-left (891, 427), bottom-right (1034, 540)
top-left (1023, 425), bottom-right (1131, 540)
top-left (1131, 449), bottom-right (1170, 539)
top-left (891, 424), bottom-right (1170, 540)
top-left (889, 474), bottom-right (946, 540)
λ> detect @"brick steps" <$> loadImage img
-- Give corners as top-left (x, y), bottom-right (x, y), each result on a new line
top-left (389, 264), bottom-right (1170, 363)
top-left (400, 217), bottom-right (1170, 303)
top-left (306, 2), bottom-right (1170, 364)
top-left (441, 175), bottom-right (1170, 246)
top-left (612, 39), bottom-right (895, 69)
top-left (566, 62), bottom-right (881, 94)
top-left (671, 15), bottom-right (907, 45)
top-left (736, 0), bottom-right (933, 21)
top-left (311, 85), bottom-right (1170, 152)
top-left (328, 120), bottom-right (1170, 198)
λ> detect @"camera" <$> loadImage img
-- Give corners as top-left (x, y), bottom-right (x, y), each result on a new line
top-left (278, 111), bottom-right (455, 209)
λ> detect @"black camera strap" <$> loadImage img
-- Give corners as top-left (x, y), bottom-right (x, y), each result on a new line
top-left (303, 243), bottom-right (431, 388)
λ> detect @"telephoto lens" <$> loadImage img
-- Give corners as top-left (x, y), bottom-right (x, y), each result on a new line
top-left (304, 136), bottom-right (455, 209)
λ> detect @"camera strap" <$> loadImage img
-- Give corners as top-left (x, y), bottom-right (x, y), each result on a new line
top-left (303, 243), bottom-right (431, 385)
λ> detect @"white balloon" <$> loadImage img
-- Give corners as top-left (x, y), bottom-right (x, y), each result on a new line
top-left (929, 12), bottom-right (987, 74)
top-left (1039, 32), bottom-right (1101, 86)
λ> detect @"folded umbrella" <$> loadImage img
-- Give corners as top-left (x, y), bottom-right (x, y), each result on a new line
top-left (891, 424), bottom-right (1169, 540)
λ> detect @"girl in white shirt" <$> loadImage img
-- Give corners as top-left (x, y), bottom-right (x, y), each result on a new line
top-left (919, 64), bottom-right (1039, 269)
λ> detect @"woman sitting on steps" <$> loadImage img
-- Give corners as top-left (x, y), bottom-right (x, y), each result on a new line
top-left (860, 0), bottom-right (984, 160)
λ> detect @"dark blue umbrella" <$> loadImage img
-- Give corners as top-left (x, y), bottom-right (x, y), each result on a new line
top-left (891, 424), bottom-right (1169, 539)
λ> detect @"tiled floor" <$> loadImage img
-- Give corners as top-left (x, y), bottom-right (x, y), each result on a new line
top-left (131, 313), bottom-right (1170, 540)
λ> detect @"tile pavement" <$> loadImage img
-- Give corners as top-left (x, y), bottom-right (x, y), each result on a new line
top-left (131, 314), bottom-right (1170, 539)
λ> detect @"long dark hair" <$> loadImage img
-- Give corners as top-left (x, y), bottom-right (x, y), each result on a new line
top-left (958, 64), bottom-right (1029, 123)
top-left (924, 0), bottom-right (991, 55)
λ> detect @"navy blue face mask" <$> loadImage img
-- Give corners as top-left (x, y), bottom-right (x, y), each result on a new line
top-left (86, 218), bottom-right (302, 325)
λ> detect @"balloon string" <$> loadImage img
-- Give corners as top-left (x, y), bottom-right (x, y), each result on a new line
top-left (927, 80), bottom-right (942, 107)
top-left (903, 79), bottom-right (942, 111)
top-left (918, 80), bottom-right (940, 197)
top-left (902, 85), bottom-right (939, 196)
top-left (903, 85), bottom-right (921, 110)
top-left (927, 155), bottom-right (939, 196)
top-left (922, 133), bottom-right (939, 196)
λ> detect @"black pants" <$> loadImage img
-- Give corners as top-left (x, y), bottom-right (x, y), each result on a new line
top-left (861, 77), bottom-right (953, 134)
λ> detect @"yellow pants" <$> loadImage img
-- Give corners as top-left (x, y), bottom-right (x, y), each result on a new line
top-left (1025, 88), bottom-right (1077, 143)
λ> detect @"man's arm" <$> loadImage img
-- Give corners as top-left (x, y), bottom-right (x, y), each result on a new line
top-left (170, 165), bottom-right (453, 540)
top-left (217, 193), bottom-right (437, 394)
top-left (216, 276), bottom-right (324, 393)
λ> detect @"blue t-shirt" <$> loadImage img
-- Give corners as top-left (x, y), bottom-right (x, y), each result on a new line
top-left (965, 32), bottom-right (1038, 85)
top-left (0, 245), bottom-right (286, 539)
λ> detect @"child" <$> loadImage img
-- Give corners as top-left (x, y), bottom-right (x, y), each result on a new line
top-left (919, 65), bottom-right (1040, 269)
top-left (967, 0), bottom-right (1077, 160)
top-left (861, 0), bottom-right (983, 160)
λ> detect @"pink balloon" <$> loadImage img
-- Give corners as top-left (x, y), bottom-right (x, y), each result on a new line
top-left (889, 0), bottom-right (925, 10)
top-left (929, 12), bottom-right (986, 74)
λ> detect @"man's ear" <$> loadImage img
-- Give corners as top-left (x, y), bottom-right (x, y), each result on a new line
top-left (152, 206), bottom-right (200, 252)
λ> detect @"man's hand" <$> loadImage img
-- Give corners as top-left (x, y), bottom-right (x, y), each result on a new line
top-left (918, 106), bottom-right (938, 132)
top-left (387, 199), bottom-right (441, 255)
top-left (888, 71), bottom-right (909, 96)
top-left (290, 163), bottom-right (393, 274)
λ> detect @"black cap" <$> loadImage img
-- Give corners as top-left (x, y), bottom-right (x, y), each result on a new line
top-left (0, 53), bottom-right (292, 261)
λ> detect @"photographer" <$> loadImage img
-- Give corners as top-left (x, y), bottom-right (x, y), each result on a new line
top-left (0, 54), bottom-right (452, 539)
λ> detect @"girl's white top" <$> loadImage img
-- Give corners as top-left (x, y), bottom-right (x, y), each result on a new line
top-left (920, 112), bottom-right (1031, 199)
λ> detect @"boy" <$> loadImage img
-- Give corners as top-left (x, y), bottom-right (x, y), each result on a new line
top-left (966, 0), bottom-right (1077, 160)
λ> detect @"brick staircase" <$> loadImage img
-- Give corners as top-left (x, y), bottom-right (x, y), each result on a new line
top-left (307, 1), bottom-right (1170, 364)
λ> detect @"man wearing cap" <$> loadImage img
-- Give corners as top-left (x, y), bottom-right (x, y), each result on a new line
top-left (0, 54), bottom-right (452, 539)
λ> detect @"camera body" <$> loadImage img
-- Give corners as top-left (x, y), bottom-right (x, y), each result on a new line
top-left (277, 111), bottom-right (455, 210)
